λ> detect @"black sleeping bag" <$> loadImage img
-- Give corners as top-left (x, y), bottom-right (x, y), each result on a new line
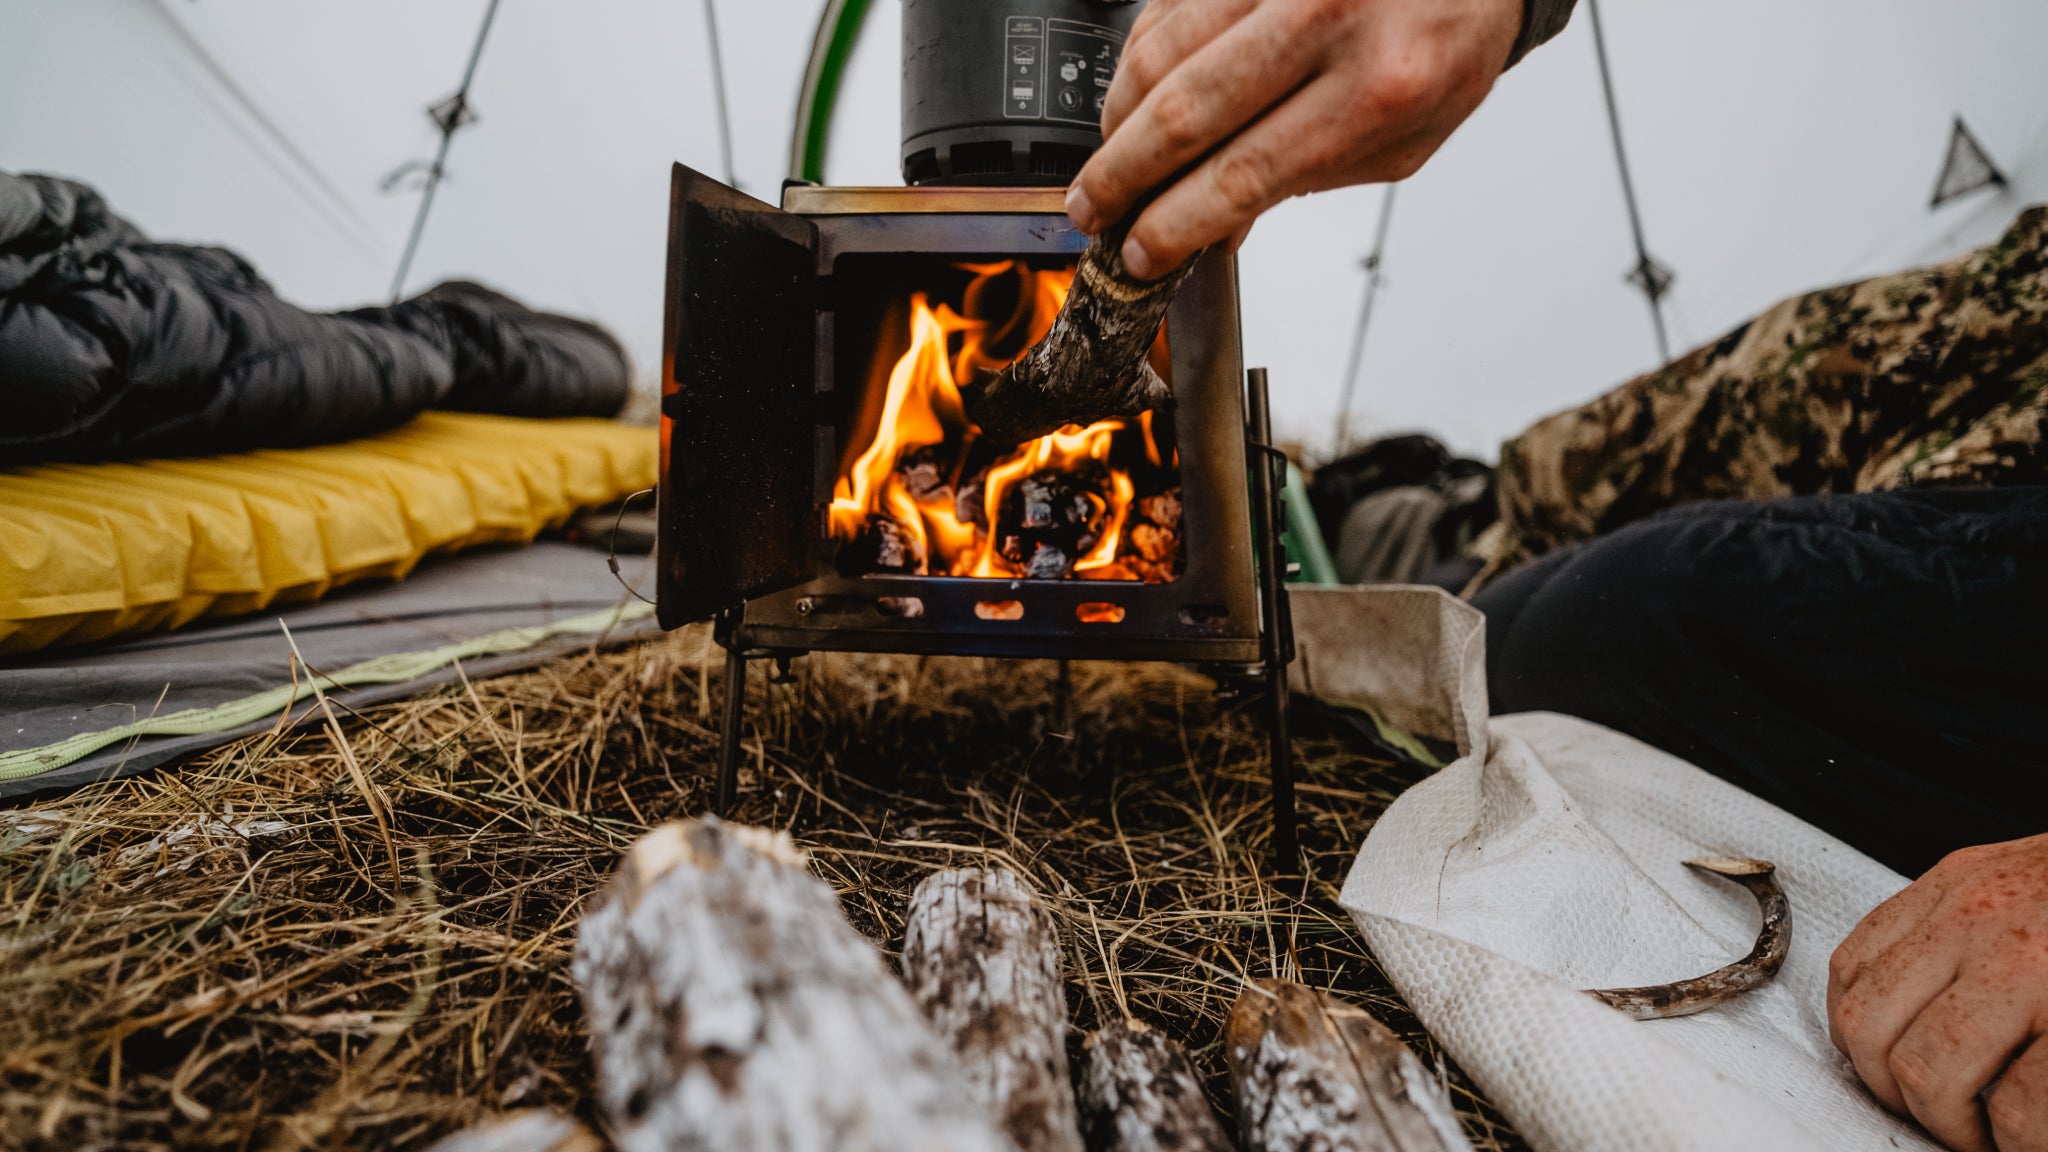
top-left (0, 171), bottom-right (630, 466)
top-left (352, 281), bottom-right (631, 419)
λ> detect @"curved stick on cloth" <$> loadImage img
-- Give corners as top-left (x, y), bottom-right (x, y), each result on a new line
top-left (1586, 857), bottom-right (1791, 1021)
top-left (1290, 584), bottom-right (1935, 1152)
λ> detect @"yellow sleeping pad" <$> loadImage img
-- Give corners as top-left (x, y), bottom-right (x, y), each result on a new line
top-left (0, 413), bottom-right (657, 656)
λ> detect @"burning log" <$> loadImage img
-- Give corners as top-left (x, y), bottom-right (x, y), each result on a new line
top-left (422, 1112), bottom-right (602, 1152)
top-left (837, 512), bottom-right (923, 576)
top-left (1226, 980), bottom-right (1472, 1152)
top-left (1137, 490), bottom-right (1183, 532)
top-left (997, 464), bottom-right (1111, 580)
top-left (902, 868), bottom-right (1085, 1152)
top-left (897, 444), bottom-right (955, 506)
top-left (1077, 1017), bottom-right (1236, 1152)
top-left (1024, 543), bottom-right (1076, 580)
top-left (956, 473), bottom-right (989, 531)
top-left (573, 820), bottom-right (1011, 1152)
top-left (967, 224), bottom-right (1197, 447)
top-left (1109, 486), bottom-right (1185, 584)
top-left (1131, 524), bottom-right (1177, 564)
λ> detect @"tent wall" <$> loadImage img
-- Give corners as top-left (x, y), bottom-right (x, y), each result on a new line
top-left (4, 0), bottom-right (2045, 460)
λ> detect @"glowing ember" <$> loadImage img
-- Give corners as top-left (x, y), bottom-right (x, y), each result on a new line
top-left (831, 262), bottom-right (1180, 582)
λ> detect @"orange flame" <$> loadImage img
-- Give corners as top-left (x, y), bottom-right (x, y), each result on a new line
top-left (831, 261), bottom-right (1169, 582)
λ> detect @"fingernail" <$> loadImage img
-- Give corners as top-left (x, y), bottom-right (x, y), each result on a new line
top-left (1065, 184), bottom-right (1096, 232)
top-left (1122, 234), bottom-right (1158, 280)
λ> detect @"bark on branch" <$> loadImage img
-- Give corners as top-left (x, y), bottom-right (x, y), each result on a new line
top-left (572, 819), bottom-right (1013, 1152)
top-left (966, 226), bottom-right (1198, 446)
top-left (1226, 980), bottom-right (1472, 1152)
top-left (1078, 1017), bottom-right (1237, 1152)
top-left (422, 1111), bottom-right (603, 1152)
top-left (901, 868), bottom-right (1084, 1152)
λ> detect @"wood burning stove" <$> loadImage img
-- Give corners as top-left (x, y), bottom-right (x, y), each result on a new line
top-left (657, 164), bottom-right (1298, 864)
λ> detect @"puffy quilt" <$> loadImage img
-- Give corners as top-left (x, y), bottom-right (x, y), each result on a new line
top-left (0, 171), bottom-right (630, 465)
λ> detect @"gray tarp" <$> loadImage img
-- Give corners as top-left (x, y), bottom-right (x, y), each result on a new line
top-left (0, 541), bottom-right (659, 798)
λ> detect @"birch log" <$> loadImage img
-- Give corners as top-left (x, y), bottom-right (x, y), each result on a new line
top-left (1225, 980), bottom-right (1472, 1152)
top-left (422, 1112), bottom-right (603, 1152)
top-left (572, 820), bottom-right (1013, 1152)
top-left (1077, 1017), bottom-right (1237, 1152)
top-left (966, 224), bottom-right (1197, 447)
top-left (901, 868), bottom-right (1084, 1152)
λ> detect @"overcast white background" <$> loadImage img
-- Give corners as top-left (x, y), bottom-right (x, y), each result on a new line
top-left (4, 0), bottom-right (2044, 459)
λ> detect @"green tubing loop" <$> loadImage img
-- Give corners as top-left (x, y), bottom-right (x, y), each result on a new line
top-left (790, 0), bottom-right (875, 185)
top-left (1283, 462), bottom-right (1341, 586)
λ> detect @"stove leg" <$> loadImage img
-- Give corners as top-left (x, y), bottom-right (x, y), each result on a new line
top-left (1052, 659), bottom-right (1073, 737)
top-left (1264, 649), bottom-right (1298, 873)
top-left (716, 645), bottom-right (748, 818)
top-left (1245, 366), bottom-right (1299, 876)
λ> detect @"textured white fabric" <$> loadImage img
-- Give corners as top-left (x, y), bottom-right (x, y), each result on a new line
top-left (1288, 586), bottom-right (1935, 1152)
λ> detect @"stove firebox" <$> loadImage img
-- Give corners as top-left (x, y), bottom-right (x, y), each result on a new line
top-left (657, 164), bottom-right (1297, 863)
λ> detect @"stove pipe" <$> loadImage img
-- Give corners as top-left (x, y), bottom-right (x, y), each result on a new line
top-left (901, 0), bottom-right (1144, 187)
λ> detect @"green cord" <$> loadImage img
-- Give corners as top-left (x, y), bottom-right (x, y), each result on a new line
top-left (1284, 463), bottom-right (1342, 585)
top-left (792, 0), bottom-right (875, 185)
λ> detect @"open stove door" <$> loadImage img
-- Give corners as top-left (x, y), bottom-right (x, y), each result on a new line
top-left (658, 164), bottom-right (822, 628)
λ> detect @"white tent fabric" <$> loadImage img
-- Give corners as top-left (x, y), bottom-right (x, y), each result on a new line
top-left (2, 0), bottom-right (2045, 456)
top-left (1290, 587), bottom-right (1933, 1152)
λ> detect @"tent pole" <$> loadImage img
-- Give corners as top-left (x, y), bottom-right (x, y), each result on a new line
top-left (147, 0), bottom-right (383, 260)
top-left (703, 0), bottom-right (740, 189)
top-left (1586, 0), bottom-right (1672, 363)
top-left (1331, 184), bottom-right (1398, 459)
top-left (390, 0), bottom-right (504, 304)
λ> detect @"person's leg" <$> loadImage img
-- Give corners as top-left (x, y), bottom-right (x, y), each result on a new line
top-left (1474, 488), bottom-right (2048, 876)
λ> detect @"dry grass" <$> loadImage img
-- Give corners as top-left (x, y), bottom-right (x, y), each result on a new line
top-left (0, 627), bottom-right (1525, 1151)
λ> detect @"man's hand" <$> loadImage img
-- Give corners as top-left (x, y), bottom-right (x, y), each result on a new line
top-left (1065, 0), bottom-right (1524, 279)
top-left (1830, 834), bottom-right (2048, 1151)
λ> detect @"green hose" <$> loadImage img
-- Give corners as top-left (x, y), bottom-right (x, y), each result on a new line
top-left (1283, 463), bottom-right (1341, 585)
top-left (789, 0), bottom-right (875, 184)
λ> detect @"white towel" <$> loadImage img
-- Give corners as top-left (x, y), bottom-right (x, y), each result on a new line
top-left (1289, 586), bottom-right (1933, 1152)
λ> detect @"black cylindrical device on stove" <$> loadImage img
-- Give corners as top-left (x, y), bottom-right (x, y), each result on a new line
top-left (901, 0), bottom-right (1144, 187)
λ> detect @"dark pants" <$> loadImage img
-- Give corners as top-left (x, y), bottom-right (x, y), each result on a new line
top-left (1474, 488), bottom-right (2048, 877)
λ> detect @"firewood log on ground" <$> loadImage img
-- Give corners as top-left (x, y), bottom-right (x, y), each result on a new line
top-left (421, 1111), bottom-right (603, 1152)
top-left (1227, 979), bottom-right (1472, 1152)
top-left (901, 868), bottom-right (1085, 1152)
top-left (572, 819), bottom-right (1012, 1152)
top-left (967, 224), bottom-right (1197, 447)
top-left (1078, 1017), bottom-right (1237, 1152)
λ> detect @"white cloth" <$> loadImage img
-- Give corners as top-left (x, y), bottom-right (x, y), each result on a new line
top-left (1289, 586), bottom-right (1935, 1152)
